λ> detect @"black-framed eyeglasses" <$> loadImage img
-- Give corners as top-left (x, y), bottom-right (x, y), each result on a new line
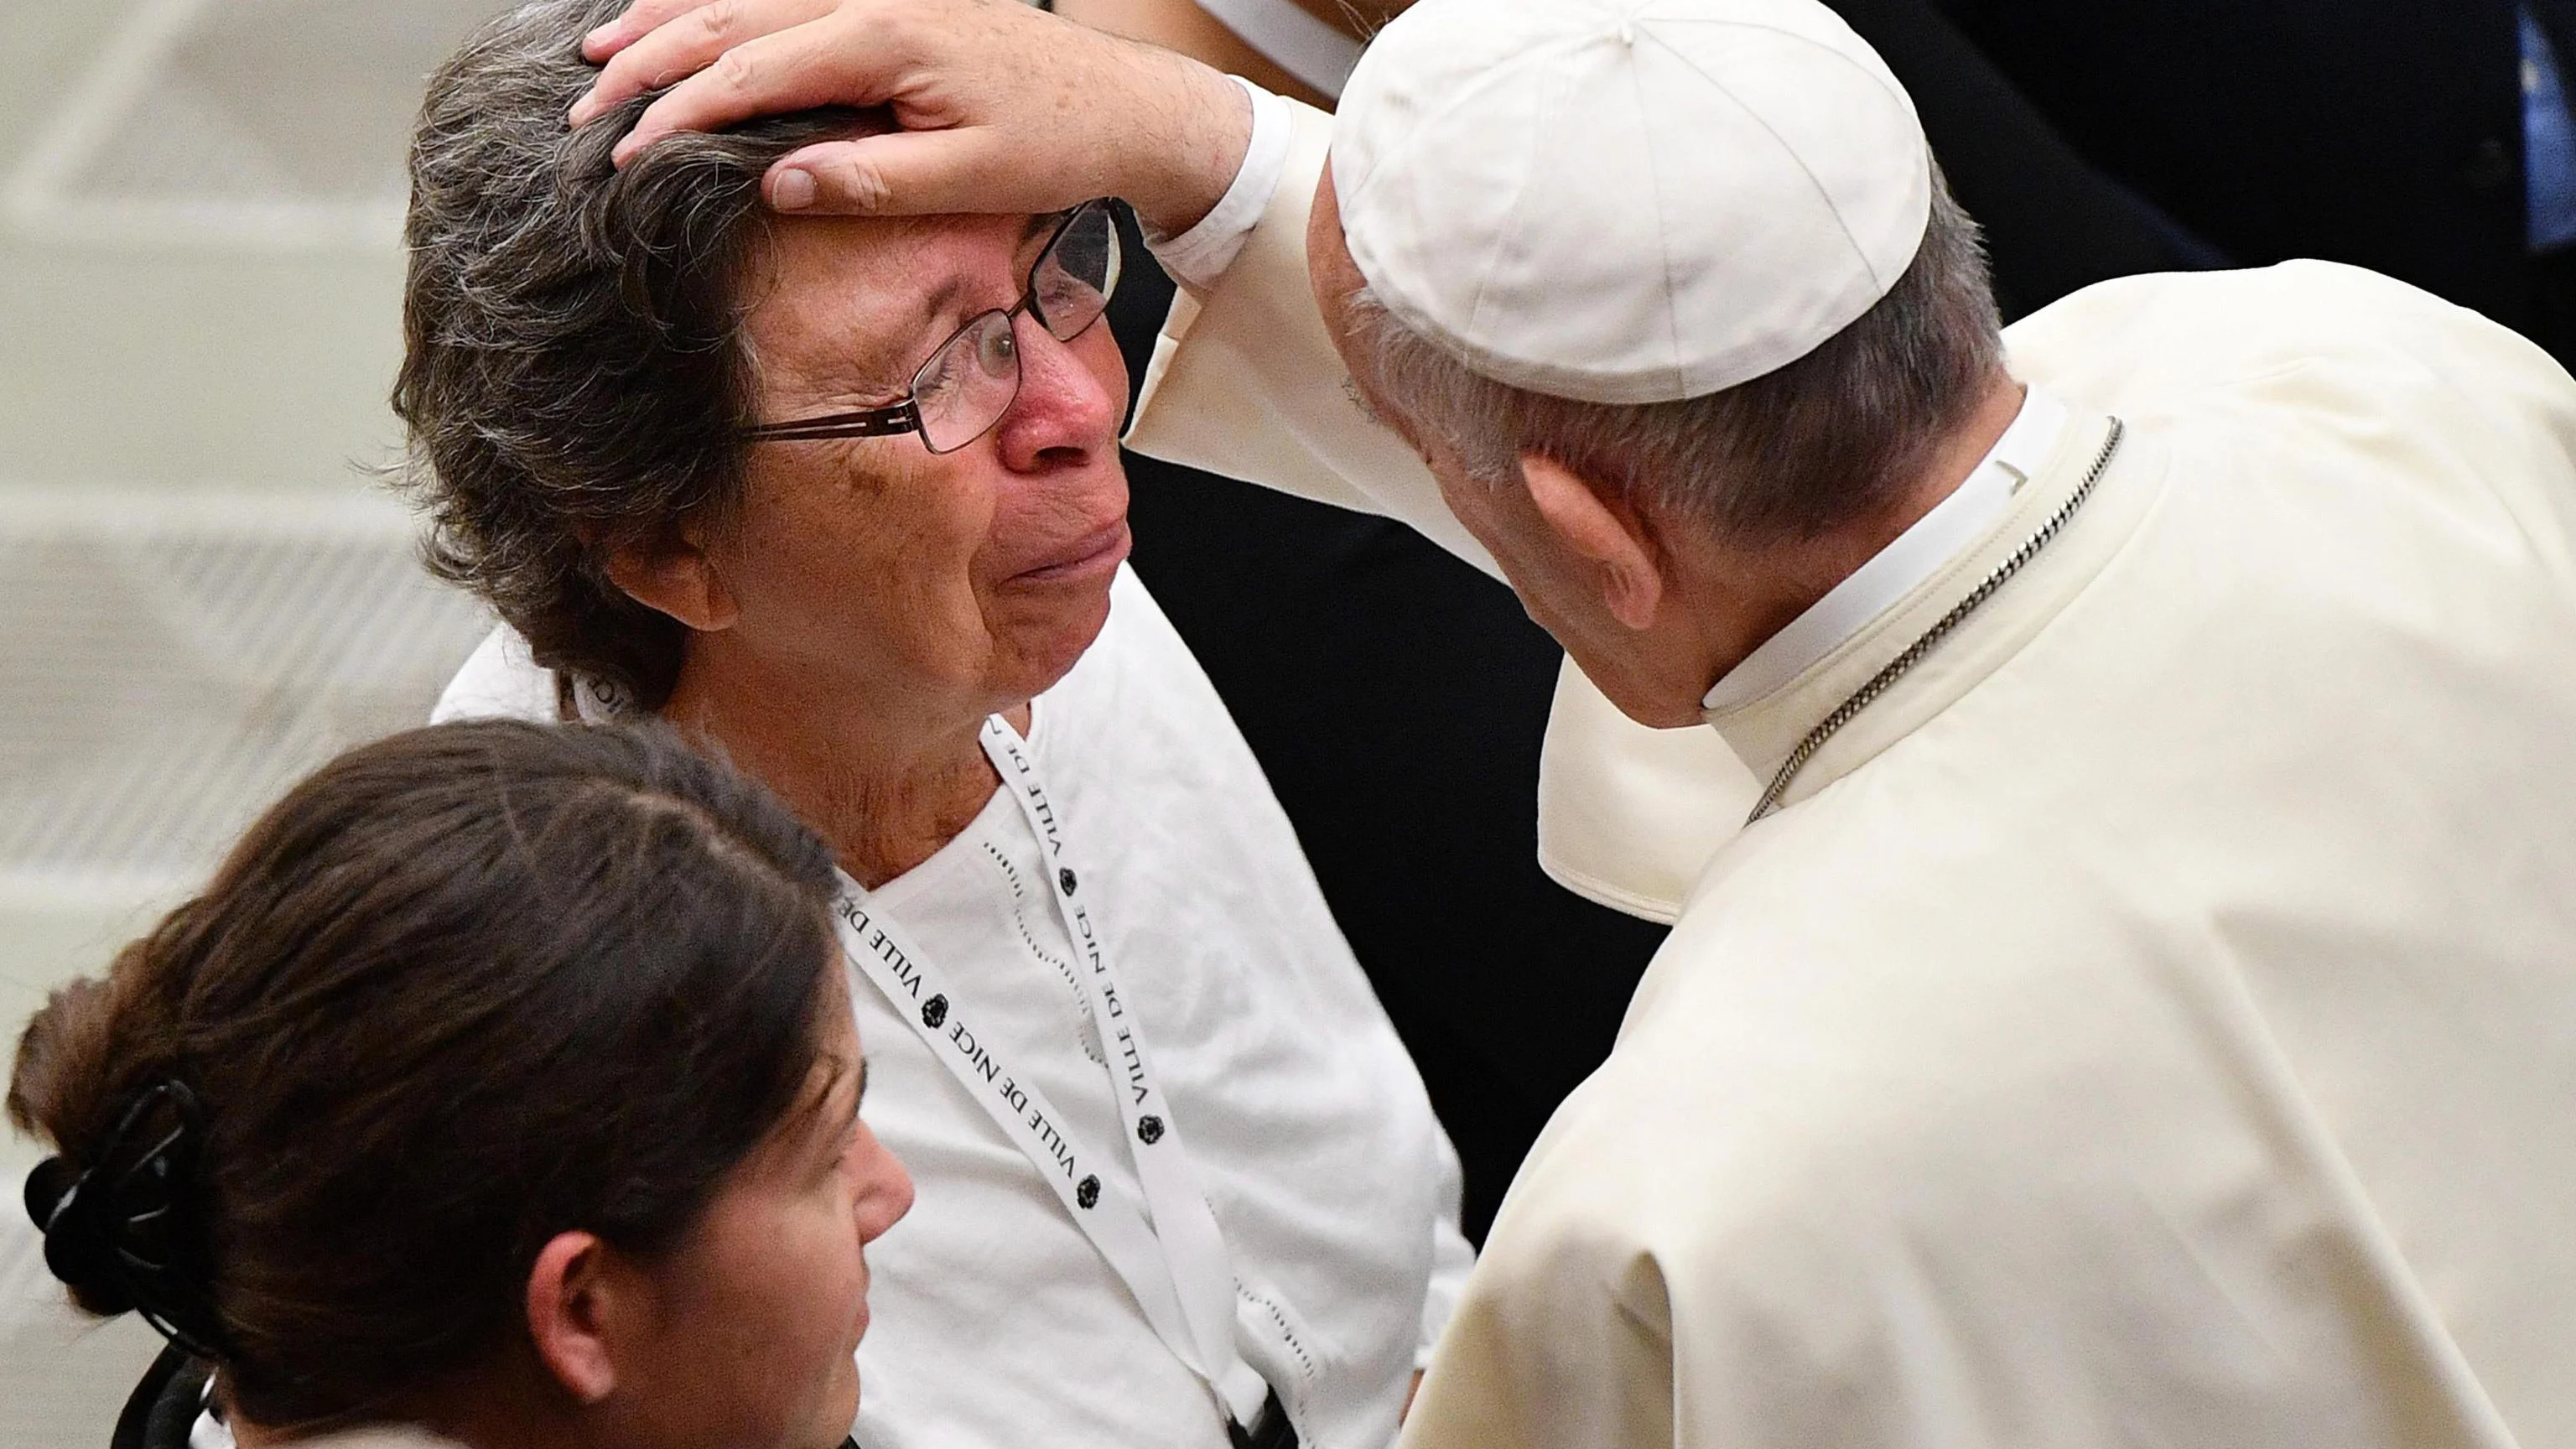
top-left (740, 200), bottom-right (1123, 454)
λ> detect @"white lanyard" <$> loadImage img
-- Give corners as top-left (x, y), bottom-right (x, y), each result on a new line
top-left (832, 716), bottom-right (1270, 1428)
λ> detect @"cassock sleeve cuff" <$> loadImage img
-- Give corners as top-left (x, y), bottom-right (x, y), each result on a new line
top-left (1145, 77), bottom-right (1293, 292)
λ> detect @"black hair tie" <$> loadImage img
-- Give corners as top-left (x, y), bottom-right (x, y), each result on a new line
top-left (23, 1079), bottom-right (229, 1360)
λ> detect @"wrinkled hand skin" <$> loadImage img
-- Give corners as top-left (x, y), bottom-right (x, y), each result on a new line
top-left (569, 0), bottom-right (1252, 233)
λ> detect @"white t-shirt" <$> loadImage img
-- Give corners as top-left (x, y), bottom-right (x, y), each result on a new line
top-left (434, 566), bottom-right (1472, 1449)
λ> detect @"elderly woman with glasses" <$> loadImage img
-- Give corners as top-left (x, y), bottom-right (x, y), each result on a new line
top-left (395, 3), bottom-right (1469, 1449)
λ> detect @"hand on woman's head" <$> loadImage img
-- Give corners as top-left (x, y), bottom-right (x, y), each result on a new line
top-left (572, 0), bottom-right (1254, 235)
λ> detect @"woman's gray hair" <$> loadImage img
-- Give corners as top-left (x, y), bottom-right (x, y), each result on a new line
top-left (1344, 166), bottom-right (2004, 542)
top-left (395, 0), bottom-right (886, 709)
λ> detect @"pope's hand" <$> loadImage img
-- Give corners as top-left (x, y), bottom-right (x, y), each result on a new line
top-left (565, 0), bottom-right (1253, 236)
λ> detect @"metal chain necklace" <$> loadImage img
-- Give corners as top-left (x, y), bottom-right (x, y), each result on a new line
top-left (1746, 417), bottom-right (2128, 823)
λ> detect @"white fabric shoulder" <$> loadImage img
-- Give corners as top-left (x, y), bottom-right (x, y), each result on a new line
top-left (429, 624), bottom-right (553, 724)
top-left (2003, 259), bottom-right (2562, 438)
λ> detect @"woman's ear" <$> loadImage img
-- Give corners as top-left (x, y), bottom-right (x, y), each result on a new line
top-left (604, 522), bottom-right (738, 633)
top-left (1519, 454), bottom-right (1668, 631)
top-left (524, 1231), bottom-right (625, 1405)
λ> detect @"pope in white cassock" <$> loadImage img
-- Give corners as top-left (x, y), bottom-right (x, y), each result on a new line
top-left (576, 0), bottom-right (2576, 1443)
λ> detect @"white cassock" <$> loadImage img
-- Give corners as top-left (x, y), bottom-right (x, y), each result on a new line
top-left (1130, 96), bottom-right (2576, 1449)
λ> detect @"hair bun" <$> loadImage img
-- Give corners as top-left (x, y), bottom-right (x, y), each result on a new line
top-left (24, 1155), bottom-right (135, 1311)
top-left (23, 1080), bottom-right (226, 1356)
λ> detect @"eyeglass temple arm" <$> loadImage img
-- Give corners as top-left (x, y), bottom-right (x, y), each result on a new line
top-left (740, 402), bottom-right (923, 442)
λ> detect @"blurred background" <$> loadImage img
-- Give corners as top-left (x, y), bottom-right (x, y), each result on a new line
top-left (0, 0), bottom-right (506, 1436)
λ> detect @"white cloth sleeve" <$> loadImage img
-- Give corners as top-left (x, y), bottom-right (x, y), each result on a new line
top-left (1127, 96), bottom-right (1498, 567)
top-left (1144, 77), bottom-right (1294, 292)
top-left (1417, 1126), bottom-right (1477, 1370)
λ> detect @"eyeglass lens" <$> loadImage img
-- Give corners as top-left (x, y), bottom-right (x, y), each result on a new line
top-left (1031, 205), bottom-right (1121, 341)
top-left (914, 312), bottom-right (1021, 454)
top-left (913, 205), bottom-right (1122, 454)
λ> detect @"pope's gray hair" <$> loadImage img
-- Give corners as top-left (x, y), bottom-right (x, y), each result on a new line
top-left (1344, 167), bottom-right (2003, 542)
top-left (394, 0), bottom-right (886, 709)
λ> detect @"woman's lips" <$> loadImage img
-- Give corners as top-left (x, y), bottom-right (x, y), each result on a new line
top-left (1010, 519), bottom-right (1131, 585)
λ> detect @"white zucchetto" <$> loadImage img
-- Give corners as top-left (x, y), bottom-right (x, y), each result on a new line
top-left (1331, 0), bottom-right (1933, 405)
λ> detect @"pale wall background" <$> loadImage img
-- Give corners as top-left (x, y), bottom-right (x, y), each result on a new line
top-left (0, 0), bottom-right (512, 1439)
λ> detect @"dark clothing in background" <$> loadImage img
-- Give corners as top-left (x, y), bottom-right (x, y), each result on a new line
top-left (1837, 0), bottom-right (2576, 361)
top-left (1823, 0), bottom-right (2227, 321)
top-left (1935, 0), bottom-right (2525, 324)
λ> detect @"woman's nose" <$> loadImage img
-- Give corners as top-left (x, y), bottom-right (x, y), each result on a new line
top-left (992, 314), bottom-right (1125, 470)
top-left (855, 1129), bottom-right (916, 1243)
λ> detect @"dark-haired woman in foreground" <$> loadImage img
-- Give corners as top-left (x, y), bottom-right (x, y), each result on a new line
top-left (9, 720), bottom-right (912, 1449)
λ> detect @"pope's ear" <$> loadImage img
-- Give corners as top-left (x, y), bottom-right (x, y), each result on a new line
top-left (602, 522), bottom-right (736, 634)
top-left (1519, 453), bottom-right (1666, 631)
top-left (524, 1231), bottom-right (624, 1405)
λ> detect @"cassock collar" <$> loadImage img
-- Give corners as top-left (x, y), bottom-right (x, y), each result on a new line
top-left (1702, 387), bottom-right (2068, 713)
top-left (1698, 398), bottom-right (2157, 817)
